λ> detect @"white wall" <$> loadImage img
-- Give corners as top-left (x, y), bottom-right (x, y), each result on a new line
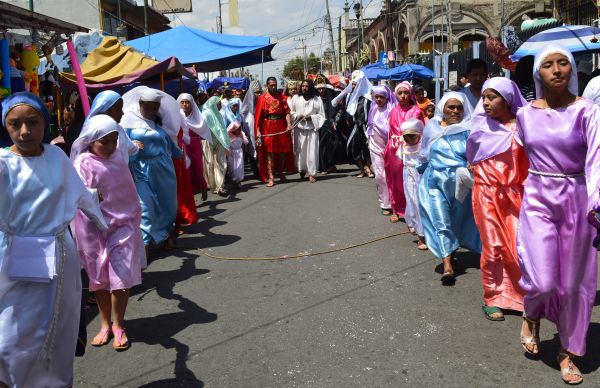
top-left (6, 0), bottom-right (102, 31)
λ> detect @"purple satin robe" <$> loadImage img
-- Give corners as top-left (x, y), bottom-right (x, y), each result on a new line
top-left (516, 98), bottom-right (600, 356)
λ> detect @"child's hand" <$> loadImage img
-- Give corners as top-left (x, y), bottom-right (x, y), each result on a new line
top-left (133, 140), bottom-right (144, 150)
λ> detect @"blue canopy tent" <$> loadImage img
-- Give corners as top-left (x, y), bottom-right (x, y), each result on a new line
top-left (199, 76), bottom-right (250, 92)
top-left (360, 62), bottom-right (386, 80)
top-left (125, 26), bottom-right (275, 72)
top-left (376, 64), bottom-right (434, 81)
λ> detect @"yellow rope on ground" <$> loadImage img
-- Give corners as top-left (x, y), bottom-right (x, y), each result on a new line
top-left (197, 231), bottom-right (412, 261)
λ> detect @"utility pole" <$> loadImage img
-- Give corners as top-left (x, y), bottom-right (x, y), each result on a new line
top-left (446, 0), bottom-right (453, 52)
top-left (431, 0), bottom-right (435, 55)
top-left (144, 0), bottom-right (148, 35)
top-left (295, 37), bottom-right (308, 77)
top-left (217, 0), bottom-right (223, 33)
top-left (324, 0), bottom-right (337, 73)
top-left (385, 0), bottom-right (392, 57)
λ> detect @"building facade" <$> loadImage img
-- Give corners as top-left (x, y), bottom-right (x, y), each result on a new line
top-left (341, 0), bottom-right (557, 70)
top-left (6, 0), bottom-right (170, 40)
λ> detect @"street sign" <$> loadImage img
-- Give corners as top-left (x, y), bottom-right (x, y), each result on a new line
top-left (152, 0), bottom-right (192, 13)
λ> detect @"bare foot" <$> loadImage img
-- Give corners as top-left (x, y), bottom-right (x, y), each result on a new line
top-left (308, 176), bottom-right (317, 183)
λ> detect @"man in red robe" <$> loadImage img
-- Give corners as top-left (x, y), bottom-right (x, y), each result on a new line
top-left (254, 77), bottom-right (296, 186)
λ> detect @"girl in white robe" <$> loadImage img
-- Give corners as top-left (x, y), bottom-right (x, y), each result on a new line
top-left (226, 121), bottom-right (249, 186)
top-left (401, 118), bottom-right (428, 250)
top-left (0, 92), bottom-right (107, 387)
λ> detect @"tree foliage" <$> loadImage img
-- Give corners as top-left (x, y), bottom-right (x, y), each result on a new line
top-left (283, 52), bottom-right (321, 80)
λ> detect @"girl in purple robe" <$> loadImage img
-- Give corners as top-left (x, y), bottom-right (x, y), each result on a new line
top-left (516, 45), bottom-right (600, 385)
top-left (367, 85), bottom-right (397, 215)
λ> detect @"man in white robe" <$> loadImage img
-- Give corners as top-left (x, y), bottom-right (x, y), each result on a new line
top-left (289, 80), bottom-right (325, 182)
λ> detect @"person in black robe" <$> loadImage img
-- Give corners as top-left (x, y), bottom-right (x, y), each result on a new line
top-left (315, 75), bottom-right (347, 174)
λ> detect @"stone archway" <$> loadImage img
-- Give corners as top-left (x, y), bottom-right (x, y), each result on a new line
top-left (415, 5), bottom-right (496, 48)
top-left (505, 4), bottom-right (554, 28)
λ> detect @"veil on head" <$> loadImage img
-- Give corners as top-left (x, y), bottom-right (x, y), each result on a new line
top-left (420, 91), bottom-right (473, 163)
top-left (346, 72), bottom-right (373, 116)
top-left (533, 44), bottom-right (578, 99)
top-left (88, 90), bottom-right (121, 119)
top-left (70, 114), bottom-right (121, 162)
top-left (177, 93), bottom-right (212, 144)
top-left (120, 86), bottom-right (183, 139)
top-left (202, 96), bottom-right (230, 149)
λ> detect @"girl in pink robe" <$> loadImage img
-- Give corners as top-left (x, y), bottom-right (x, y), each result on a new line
top-left (385, 82), bottom-right (424, 222)
top-left (72, 115), bottom-right (143, 352)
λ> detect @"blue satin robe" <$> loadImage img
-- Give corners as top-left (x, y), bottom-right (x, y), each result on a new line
top-left (126, 125), bottom-right (182, 245)
top-left (418, 131), bottom-right (481, 259)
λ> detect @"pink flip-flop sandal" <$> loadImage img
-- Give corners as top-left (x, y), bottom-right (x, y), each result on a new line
top-left (91, 328), bottom-right (112, 347)
top-left (112, 327), bottom-right (130, 351)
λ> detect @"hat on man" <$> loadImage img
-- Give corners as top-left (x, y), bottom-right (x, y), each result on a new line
top-left (250, 79), bottom-right (263, 93)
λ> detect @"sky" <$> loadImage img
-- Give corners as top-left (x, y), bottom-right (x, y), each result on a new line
top-left (163, 0), bottom-right (383, 81)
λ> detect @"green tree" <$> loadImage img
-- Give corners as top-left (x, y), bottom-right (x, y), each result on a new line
top-left (283, 52), bottom-right (321, 80)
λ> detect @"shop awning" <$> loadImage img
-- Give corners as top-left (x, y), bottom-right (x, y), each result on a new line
top-left (0, 1), bottom-right (88, 34)
top-left (125, 26), bottom-right (275, 71)
top-left (61, 36), bottom-right (195, 89)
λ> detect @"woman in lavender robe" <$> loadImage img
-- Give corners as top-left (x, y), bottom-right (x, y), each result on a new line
top-left (516, 45), bottom-right (600, 385)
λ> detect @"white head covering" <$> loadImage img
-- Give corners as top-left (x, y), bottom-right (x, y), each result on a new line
top-left (177, 93), bottom-right (212, 145)
top-left (120, 86), bottom-right (182, 139)
top-left (70, 114), bottom-right (121, 162)
top-left (140, 88), bottom-right (163, 102)
top-left (331, 83), bottom-right (352, 107)
top-left (583, 75), bottom-right (600, 105)
top-left (351, 70), bottom-right (364, 84)
top-left (533, 44), bottom-right (578, 99)
top-left (419, 91), bottom-right (473, 163)
top-left (346, 73), bottom-right (373, 116)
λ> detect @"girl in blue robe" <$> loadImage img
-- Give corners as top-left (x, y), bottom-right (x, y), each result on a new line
top-left (0, 93), bottom-right (107, 387)
top-left (418, 92), bottom-right (481, 281)
top-left (120, 87), bottom-right (182, 250)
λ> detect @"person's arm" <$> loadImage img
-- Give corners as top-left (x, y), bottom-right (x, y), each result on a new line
top-left (584, 104), bottom-right (600, 211)
top-left (254, 95), bottom-right (264, 138)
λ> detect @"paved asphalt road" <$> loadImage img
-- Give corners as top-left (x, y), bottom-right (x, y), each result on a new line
top-left (74, 166), bottom-right (600, 387)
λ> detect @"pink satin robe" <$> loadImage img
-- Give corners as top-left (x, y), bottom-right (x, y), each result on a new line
top-left (472, 130), bottom-right (528, 311)
top-left (385, 104), bottom-right (423, 215)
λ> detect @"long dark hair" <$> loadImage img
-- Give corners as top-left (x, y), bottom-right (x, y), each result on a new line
top-left (300, 79), bottom-right (318, 99)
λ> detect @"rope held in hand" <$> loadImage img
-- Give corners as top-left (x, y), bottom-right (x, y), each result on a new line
top-left (197, 231), bottom-right (412, 261)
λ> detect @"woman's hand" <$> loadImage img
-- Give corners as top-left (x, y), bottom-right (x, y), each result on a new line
top-left (133, 140), bottom-right (144, 150)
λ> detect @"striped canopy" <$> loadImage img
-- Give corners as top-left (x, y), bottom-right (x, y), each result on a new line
top-left (511, 25), bottom-right (600, 60)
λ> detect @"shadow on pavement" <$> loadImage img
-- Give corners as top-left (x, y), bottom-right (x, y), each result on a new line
top-left (537, 323), bottom-right (600, 375)
top-left (127, 254), bottom-right (217, 386)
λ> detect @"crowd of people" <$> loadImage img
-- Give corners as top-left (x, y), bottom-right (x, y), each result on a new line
top-left (1, 42), bottom-right (600, 386)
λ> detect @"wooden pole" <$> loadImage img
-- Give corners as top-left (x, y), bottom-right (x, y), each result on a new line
top-left (160, 72), bottom-right (165, 91)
